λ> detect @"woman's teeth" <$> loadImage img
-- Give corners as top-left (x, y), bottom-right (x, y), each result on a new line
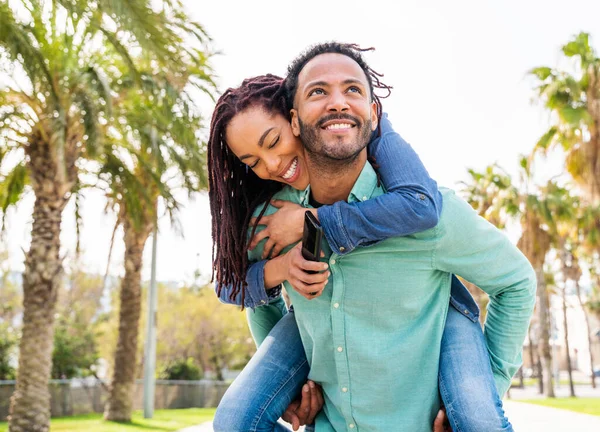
top-left (281, 158), bottom-right (298, 180)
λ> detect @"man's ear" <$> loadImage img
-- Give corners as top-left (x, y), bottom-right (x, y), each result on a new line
top-left (370, 101), bottom-right (378, 131)
top-left (290, 109), bottom-right (301, 137)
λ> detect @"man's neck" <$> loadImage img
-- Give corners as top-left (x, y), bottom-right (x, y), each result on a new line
top-left (307, 150), bottom-right (367, 205)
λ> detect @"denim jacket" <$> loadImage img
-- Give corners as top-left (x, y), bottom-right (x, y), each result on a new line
top-left (216, 114), bottom-right (479, 320)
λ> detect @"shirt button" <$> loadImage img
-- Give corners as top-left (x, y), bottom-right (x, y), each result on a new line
top-left (333, 303), bottom-right (340, 309)
top-left (339, 246), bottom-right (345, 252)
top-left (464, 309), bottom-right (469, 314)
top-left (362, 196), bottom-right (367, 201)
top-left (337, 346), bottom-right (343, 352)
top-left (260, 300), bottom-right (266, 304)
top-left (349, 424), bottom-right (355, 429)
top-left (418, 193), bottom-right (426, 200)
top-left (342, 387), bottom-right (348, 392)
top-left (331, 259), bottom-right (336, 265)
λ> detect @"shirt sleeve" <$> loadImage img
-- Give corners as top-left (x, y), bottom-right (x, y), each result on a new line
top-left (215, 260), bottom-right (277, 309)
top-left (432, 191), bottom-right (537, 398)
top-left (317, 113), bottom-right (443, 255)
top-left (242, 203), bottom-right (288, 346)
top-left (246, 297), bottom-right (288, 347)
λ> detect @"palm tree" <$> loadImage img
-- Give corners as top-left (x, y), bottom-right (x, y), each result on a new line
top-left (578, 204), bottom-right (600, 387)
top-left (0, 1), bottom-right (205, 430)
top-left (543, 181), bottom-right (581, 396)
top-left (530, 32), bottom-right (600, 204)
top-left (99, 56), bottom-right (216, 421)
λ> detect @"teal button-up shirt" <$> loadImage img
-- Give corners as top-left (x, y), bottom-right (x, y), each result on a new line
top-left (247, 162), bottom-right (536, 432)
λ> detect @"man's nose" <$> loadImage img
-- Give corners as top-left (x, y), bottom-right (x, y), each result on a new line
top-left (327, 89), bottom-right (349, 112)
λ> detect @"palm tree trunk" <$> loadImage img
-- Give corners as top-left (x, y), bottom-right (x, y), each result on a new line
top-left (104, 216), bottom-right (152, 422)
top-left (536, 266), bottom-right (555, 398)
top-left (575, 280), bottom-right (597, 388)
top-left (528, 325), bottom-right (543, 393)
top-left (9, 132), bottom-right (74, 432)
top-left (561, 285), bottom-right (576, 396)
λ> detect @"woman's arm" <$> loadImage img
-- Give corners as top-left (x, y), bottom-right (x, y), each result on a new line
top-left (215, 259), bottom-right (284, 309)
top-left (249, 113), bottom-right (443, 257)
top-left (317, 113), bottom-right (443, 255)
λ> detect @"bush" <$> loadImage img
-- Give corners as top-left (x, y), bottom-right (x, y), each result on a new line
top-left (159, 358), bottom-right (203, 380)
top-left (0, 324), bottom-right (17, 380)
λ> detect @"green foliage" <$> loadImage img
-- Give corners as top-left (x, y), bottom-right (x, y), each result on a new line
top-left (529, 31), bottom-right (600, 202)
top-left (158, 358), bottom-right (203, 381)
top-left (51, 318), bottom-right (99, 379)
top-left (0, 324), bottom-right (17, 380)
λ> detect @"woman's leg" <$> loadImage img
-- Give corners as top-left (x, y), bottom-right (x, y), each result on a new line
top-left (213, 311), bottom-right (309, 432)
top-left (439, 305), bottom-right (514, 432)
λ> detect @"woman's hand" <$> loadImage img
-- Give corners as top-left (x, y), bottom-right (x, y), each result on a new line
top-left (282, 380), bottom-right (324, 431)
top-left (249, 200), bottom-right (314, 259)
top-left (283, 244), bottom-right (329, 300)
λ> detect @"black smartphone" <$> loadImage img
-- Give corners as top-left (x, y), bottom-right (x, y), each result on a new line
top-left (301, 210), bottom-right (323, 273)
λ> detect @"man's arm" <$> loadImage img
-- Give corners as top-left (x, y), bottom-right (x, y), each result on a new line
top-left (433, 191), bottom-right (536, 397)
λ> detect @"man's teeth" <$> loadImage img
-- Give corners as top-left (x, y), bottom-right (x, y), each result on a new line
top-left (326, 123), bottom-right (352, 130)
top-left (282, 158), bottom-right (298, 180)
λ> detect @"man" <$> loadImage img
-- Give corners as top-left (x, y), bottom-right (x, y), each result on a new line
top-left (246, 43), bottom-right (536, 431)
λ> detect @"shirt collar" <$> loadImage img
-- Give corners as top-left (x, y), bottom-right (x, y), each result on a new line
top-left (299, 162), bottom-right (379, 207)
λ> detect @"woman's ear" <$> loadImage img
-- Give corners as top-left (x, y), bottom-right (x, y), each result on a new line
top-left (290, 109), bottom-right (301, 137)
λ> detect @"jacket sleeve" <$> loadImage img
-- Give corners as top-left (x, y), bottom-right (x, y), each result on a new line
top-left (318, 113), bottom-right (443, 255)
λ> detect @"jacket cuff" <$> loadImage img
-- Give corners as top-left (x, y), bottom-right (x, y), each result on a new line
top-left (318, 204), bottom-right (354, 256)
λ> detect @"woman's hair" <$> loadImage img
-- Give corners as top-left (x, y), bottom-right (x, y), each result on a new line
top-left (208, 74), bottom-right (289, 305)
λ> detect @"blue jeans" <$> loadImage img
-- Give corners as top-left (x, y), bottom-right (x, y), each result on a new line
top-left (213, 312), bottom-right (310, 432)
top-left (214, 306), bottom-right (513, 432)
top-left (440, 302), bottom-right (513, 431)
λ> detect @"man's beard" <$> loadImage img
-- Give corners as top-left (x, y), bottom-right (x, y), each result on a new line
top-left (298, 114), bottom-right (372, 171)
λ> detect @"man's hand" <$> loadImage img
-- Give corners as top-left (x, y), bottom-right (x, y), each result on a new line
top-left (433, 408), bottom-right (452, 432)
top-left (249, 200), bottom-right (307, 259)
top-left (282, 380), bottom-right (324, 431)
top-left (283, 244), bottom-right (329, 299)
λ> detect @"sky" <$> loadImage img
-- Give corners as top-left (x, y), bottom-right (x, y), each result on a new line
top-left (3, 0), bottom-right (600, 283)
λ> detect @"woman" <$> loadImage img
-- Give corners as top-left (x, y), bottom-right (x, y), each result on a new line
top-left (208, 74), bottom-right (513, 432)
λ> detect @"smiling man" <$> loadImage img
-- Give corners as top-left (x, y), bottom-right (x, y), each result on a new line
top-left (243, 43), bottom-right (536, 431)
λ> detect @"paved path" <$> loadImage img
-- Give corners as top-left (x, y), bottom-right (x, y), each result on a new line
top-left (178, 402), bottom-right (600, 431)
top-left (504, 400), bottom-right (600, 431)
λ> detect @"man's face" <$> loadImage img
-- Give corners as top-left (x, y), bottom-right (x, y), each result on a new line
top-left (290, 53), bottom-right (378, 161)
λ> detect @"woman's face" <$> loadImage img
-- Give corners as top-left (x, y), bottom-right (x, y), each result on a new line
top-left (225, 106), bottom-right (310, 190)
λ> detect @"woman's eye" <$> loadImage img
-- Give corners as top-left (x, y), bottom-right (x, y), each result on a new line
top-left (249, 160), bottom-right (259, 169)
top-left (268, 136), bottom-right (280, 149)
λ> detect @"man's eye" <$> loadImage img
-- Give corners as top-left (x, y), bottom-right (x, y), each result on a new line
top-left (268, 136), bottom-right (280, 149)
top-left (308, 88), bottom-right (325, 96)
top-left (348, 86), bottom-right (361, 93)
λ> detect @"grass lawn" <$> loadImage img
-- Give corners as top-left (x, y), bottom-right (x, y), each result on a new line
top-left (519, 398), bottom-right (600, 417)
top-left (0, 408), bottom-right (216, 432)
top-left (511, 378), bottom-right (591, 387)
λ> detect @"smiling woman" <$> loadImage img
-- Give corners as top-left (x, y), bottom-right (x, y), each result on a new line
top-left (225, 107), bottom-right (310, 189)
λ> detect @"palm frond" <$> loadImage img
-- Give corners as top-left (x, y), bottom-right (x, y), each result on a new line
top-left (0, 163), bottom-right (29, 232)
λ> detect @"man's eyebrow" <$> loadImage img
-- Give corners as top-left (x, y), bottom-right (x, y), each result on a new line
top-left (238, 127), bottom-right (275, 161)
top-left (304, 78), bottom-right (366, 90)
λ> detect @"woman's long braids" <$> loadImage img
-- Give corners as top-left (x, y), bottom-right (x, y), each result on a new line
top-left (208, 75), bottom-right (289, 305)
